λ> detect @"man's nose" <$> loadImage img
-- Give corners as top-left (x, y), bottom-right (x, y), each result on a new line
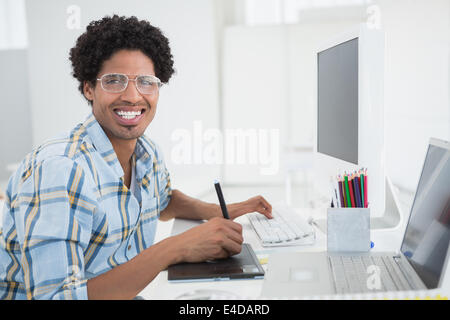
top-left (120, 79), bottom-right (142, 103)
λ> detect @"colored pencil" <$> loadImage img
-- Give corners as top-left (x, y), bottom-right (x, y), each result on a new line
top-left (360, 170), bottom-right (365, 208)
top-left (338, 176), bottom-right (345, 208)
top-left (364, 169), bottom-right (368, 208)
top-left (348, 174), bottom-right (356, 208)
top-left (354, 173), bottom-right (362, 207)
top-left (344, 174), bottom-right (352, 208)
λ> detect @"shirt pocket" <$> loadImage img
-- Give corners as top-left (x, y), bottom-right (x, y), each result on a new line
top-left (99, 194), bottom-right (137, 244)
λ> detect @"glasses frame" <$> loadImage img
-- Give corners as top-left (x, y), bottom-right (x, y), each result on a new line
top-left (96, 73), bottom-right (162, 95)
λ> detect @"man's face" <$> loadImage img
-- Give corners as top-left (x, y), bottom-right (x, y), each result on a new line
top-left (84, 49), bottom-right (159, 142)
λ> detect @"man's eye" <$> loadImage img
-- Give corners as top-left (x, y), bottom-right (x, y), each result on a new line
top-left (140, 79), bottom-right (155, 86)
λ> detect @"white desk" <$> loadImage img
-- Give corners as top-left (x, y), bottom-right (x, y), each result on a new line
top-left (138, 208), bottom-right (448, 300)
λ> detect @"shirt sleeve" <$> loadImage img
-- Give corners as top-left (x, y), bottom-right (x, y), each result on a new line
top-left (14, 156), bottom-right (96, 299)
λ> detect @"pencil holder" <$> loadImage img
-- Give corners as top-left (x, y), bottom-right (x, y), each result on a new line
top-left (327, 208), bottom-right (370, 252)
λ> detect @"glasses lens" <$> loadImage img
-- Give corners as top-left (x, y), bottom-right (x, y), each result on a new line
top-left (136, 75), bottom-right (161, 94)
top-left (101, 74), bottom-right (127, 92)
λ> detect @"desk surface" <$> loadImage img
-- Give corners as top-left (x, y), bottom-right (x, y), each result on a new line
top-left (138, 207), bottom-right (447, 300)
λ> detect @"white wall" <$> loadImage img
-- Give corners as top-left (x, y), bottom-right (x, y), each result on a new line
top-left (379, 0), bottom-right (450, 192)
top-left (0, 0), bottom-right (27, 50)
top-left (221, 1), bottom-right (450, 194)
top-left (222, 20), bottom-right (359, 185)
top-left (222, 25), bottom-right (288, 185)
top-left (25, 0), bottom-right (221, 196)
top-left (0, 49), bottom-right (32, 181)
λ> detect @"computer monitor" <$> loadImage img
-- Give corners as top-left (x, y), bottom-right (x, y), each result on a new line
top-left (313, 24), bottom-right (402, 229)
top-left (317, 37), bottom-right (358, 165)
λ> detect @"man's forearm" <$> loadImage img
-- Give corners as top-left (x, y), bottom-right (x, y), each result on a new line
top-left (86, 236), bottom-right (183, 299)
top-left (159, 189), bottom-right (221, 221)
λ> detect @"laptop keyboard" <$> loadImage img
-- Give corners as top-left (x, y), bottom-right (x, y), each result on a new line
top-left (328, 255), bottom-right (414, 294)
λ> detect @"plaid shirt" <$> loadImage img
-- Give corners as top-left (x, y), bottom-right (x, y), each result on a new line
top-left (0, 113), bottom-right (172, 299)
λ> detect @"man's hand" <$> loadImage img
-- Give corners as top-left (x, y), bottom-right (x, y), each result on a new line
top-left (173, 217), bottom-right (243, 263)
top-left (159, 189), bottom-right (273, 222)
top-left (227, 195), bottom-right (273, 220)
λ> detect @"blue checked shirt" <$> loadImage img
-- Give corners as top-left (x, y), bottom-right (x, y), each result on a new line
top-left (0, 113), bottom-right (172, 299)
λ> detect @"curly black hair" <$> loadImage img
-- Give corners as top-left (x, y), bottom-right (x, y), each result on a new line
top-left (69, 15), bottom-right (175, 103)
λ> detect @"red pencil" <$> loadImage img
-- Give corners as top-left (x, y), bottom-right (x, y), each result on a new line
top-left (348, 173), bottom-right (356, 208)
top-left (364, 169), bottom-right (368, 208)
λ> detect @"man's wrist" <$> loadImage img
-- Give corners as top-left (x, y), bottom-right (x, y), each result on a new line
top-left (206, 203), bottom-right (222, 220)
top-left (151, 235), bottom-right (185, 266)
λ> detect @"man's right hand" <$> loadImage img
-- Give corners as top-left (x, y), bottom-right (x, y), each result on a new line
top-left (173, 217), bottom-right (243, 263)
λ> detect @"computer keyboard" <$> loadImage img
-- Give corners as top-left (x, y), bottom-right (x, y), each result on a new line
top-left (328, 255), bottom-right (413, 294)
top-left (247, 206), bottom-right (316, 247)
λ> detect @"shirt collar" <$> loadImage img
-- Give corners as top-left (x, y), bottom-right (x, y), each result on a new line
top-left (83, 113), bottom-right (155, 181)
top-left (134, 135), bottom-right (157, 182)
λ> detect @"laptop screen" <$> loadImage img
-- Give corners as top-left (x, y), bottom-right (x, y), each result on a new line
top-left (400, 140), bottom-right (450, 289)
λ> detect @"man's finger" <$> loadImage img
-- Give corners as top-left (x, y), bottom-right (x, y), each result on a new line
top-left (225, 227), bottom-right (244, 244)
top-left (223, 219), bottom-right (243, 234)
top-left (257, 207), bottom-right (273, 219)
top-left (254, 197), bottom-right (272, 218)
top-left (259, 196), bottom-right (272, 213)
top-left (221, 238), bottom-right (242, 256)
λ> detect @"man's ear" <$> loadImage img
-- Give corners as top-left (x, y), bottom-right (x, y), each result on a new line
top-left (83, 81), bottom-right (94, 103)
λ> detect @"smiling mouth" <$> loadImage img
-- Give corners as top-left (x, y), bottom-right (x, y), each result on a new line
top-left (112, 106), bottom-right (147, 121)
top-left (115, 109), bottom-right (142, 120)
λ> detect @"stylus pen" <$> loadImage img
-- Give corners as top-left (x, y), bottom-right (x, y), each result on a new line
top-left (214, 180), bottom-right (230, 219)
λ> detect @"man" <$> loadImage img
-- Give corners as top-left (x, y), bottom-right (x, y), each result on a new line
top-left (0, 15), bottom-right (272, 300)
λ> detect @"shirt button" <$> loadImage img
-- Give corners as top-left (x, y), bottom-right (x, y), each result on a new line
top-left (128, 244), bottom-right (132, 250)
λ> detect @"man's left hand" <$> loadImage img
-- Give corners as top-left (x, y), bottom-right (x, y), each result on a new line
top-left (227, 195), bottom-right (273, 220)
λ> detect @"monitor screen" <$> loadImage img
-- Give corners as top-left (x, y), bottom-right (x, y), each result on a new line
top-left (317, 38), bottom-right (358, 164)
top-left (401, 142), bottom-right (450, 288)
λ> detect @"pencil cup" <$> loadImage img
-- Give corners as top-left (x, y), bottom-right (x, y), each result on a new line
top-left (327, 208), bottom-right (370, 252)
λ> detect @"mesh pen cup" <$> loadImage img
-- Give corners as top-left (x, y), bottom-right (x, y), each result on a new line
top-left (327, 208), bottom-right (370, 252)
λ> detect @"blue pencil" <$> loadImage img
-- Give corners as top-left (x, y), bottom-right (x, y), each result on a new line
top-left (354, 173), bottom-right (362, 208)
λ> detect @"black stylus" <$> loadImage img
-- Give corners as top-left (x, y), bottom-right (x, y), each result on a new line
top-left (214, 180), bottom-right (230, 219)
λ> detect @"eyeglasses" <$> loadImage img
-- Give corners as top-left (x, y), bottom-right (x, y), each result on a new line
top-left (96, 73), bottom-right (162, 95)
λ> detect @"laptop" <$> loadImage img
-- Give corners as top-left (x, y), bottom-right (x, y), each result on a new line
top-left (262, 138), bottom-right (450, 297)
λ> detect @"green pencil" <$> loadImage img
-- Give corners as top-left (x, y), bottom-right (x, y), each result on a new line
top-left (344, 174), bottom-right (352, 207)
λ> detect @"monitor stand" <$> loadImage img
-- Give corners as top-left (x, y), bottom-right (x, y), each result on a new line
top-left (370, 175), bottom-right (404, 230)
top-left (310, 176), bottom-right (404, 233)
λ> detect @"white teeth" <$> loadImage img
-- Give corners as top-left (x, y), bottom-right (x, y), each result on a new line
top-left (115, 110), bottom-right (142, 120)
